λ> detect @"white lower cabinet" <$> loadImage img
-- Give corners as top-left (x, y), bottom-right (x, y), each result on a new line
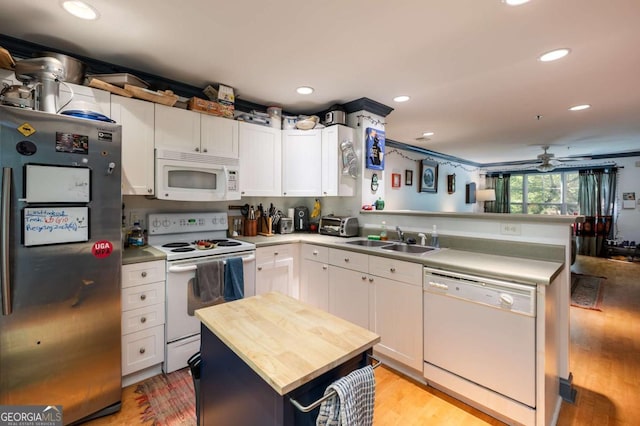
top-left (300, 244), bottom-right (329, 310)
top-left (121, 260), bottom-right (166, 382)
top-left (370, 274), bottom-right (423, 371)
top-left (327, 248), bottom-right (423, 371)
top-left (328, 265), bottom-right (371, 330)
top-left (256, 244), bottom-right (297, 298)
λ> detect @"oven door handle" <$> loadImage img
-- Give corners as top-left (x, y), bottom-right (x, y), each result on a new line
top-left (168, 254), bottom-right (256, 273)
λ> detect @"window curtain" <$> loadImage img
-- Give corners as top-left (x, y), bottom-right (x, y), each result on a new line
top-left (576, 168), bottom-right (616, 257)
top-left (484, 174), bottom-right (510, 213)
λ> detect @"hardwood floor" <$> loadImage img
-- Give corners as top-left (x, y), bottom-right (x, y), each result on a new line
top-left (557, 255), bottom-right (640, 426)
top-left (84, 255), bottom-right (639, 425)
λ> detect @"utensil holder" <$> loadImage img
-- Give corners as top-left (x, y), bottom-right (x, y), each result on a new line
top-left (244, 219), bottom-right (257, 237)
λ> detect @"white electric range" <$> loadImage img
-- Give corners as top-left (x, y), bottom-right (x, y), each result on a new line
top-left (147, 212), bottom-right (256, 373)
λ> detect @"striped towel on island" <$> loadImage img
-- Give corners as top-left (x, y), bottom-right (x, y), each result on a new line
top-left (316, 365), bottom-right (375, 426)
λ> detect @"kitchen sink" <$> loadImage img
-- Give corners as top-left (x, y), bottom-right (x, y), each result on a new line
top-left (344, 239), bottom-right (391, 247)
top-left (380, 244), bottom-right (435, 254)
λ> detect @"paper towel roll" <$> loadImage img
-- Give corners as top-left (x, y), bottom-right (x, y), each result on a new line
top-left (288, 208), bottom-right (294, 219)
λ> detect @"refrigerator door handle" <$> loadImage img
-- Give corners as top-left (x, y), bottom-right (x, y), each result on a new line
top-left (1, 167), bottom-right (12, 315)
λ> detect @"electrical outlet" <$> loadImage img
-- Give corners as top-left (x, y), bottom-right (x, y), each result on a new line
top-left (129, 211), bottom-right (144, 228)
top-left (500, 222), bottom-right (521, 235)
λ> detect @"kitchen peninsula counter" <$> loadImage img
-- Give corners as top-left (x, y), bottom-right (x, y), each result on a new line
top-left (239, 234), bottom-right (564, 286)
top-left (195, 292), bottom-right (380, 425)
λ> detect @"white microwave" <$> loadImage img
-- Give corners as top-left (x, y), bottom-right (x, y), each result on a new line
top-left (155, 149), bottom-right (241, 202)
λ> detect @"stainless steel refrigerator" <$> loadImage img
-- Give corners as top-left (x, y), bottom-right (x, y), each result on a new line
top-left (0, 106), bottom-right (122, 424)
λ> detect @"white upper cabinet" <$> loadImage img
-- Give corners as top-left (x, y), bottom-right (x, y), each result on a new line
top-left (111, 95), bottom-right (155, 195)
top-left (321, 125), bottom-right (356, 197)
top-left (282, 129), bottom-right (322, 197)
top-left (154, 104), bottom-right (200, 152)
top-left (238, 122), bottom-right (282, 196)
top-left (154, 104), bottom-right (238, 158)
top-left (200, 113), bottom-right (239, 158)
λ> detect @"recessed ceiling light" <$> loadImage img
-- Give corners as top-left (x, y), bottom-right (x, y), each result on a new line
top-left (422, 131), bottom-right (435, 137)
top-left (503, 0), bottom-right (531, 5)
top-left (538, 48), bottom-right (571, 62)
top-left (61, 1), bottom-right (99, 20)
top-left (569, 104), bottom-right (591, 111)
top-left (296, 86), bottom-right (314, 95)
top-left (393, 95), bottom-right (410, 103)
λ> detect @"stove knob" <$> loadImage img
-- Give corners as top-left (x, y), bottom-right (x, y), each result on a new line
top-left (163, 219), bottom-right (171, 227)
top-left (219, 217), bottom-right (227, 226)
top-left (152, 218), bottom-right (162, 228)
top-left (212, 218), bottom-right (218, 225)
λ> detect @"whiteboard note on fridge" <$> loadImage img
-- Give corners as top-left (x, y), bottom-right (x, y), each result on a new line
top-left (23, 207), bottom-right (89, 246)
top-left (25, 164), bottom-right (90, 203)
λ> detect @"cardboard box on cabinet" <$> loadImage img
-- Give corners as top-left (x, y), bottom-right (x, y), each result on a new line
top-left (187, 96), bottom-right (234, 119)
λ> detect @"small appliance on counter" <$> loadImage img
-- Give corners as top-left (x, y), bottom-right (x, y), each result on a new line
top-left (319, 215), bottom-right (359, 237)
top-left (294, 206), bottom-right (309, 231)
top-left (278, 217), bottom-right (293, 234)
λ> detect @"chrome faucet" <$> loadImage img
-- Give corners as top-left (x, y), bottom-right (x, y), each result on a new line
top-left (396, 226), bottom-right (404, 242)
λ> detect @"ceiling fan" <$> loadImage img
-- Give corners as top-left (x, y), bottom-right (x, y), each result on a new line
top-left (528, 146), bottom-right (591, 172)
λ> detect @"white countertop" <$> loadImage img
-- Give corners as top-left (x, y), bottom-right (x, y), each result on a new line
top-left (239, 233), bottom-right (564, 285)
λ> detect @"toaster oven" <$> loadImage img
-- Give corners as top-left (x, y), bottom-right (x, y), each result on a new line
top-left (319, 215), bottom-right (359, 237)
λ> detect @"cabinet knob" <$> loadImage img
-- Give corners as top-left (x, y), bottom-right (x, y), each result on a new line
top-left (361, 275), bottom-right (367, 280)
top-left (344, 257), bottom-right (350, 262)
top-left (390, 267), bottom-right (396, 273)
top-left (313, 250), bottom-right (318, 256)
top-left (141, 271), bottom-right (147, 278)
top-left (140, 294), bottom-right (146, 301)
top-left (139, 347), bottom-right (146, 354)
top-left (140, 317), bottom-right (147, 323)
top-left (274, 252), bottom-right (279, 256)
top-left (368, 277), bottom-right (374, 283)
top-left (195, 147), bottom-right (200, 152)
top-left (203, 148), bottom-right (208, 153)
top-left (147, 188), bottom-right (153, 193)
top-left (257, 266), bottom-right (263, 271)
top-left (322, 265), bottom-right (328, 270)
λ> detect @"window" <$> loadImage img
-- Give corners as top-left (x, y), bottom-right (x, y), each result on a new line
top-left (508, 171), bottom-right (579, 214)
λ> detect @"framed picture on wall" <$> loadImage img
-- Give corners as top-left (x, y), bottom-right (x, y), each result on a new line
top-left (405, 170), bottom-right (413, 186)
top-left (365, 127), bottom-right (385, 170)
top-left (419, 160), bottom-right (438, 193)
top-left (392, 173), bottom-right (401, 188)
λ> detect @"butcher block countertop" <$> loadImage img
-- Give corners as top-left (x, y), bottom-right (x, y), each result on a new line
top-left (195, 292), bottom-right (380, 396)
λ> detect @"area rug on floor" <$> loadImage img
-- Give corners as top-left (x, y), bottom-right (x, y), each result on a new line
top-left (135, 368), bottom-right (196, 426)
top-left (571, 272), bottom-right (605, 311)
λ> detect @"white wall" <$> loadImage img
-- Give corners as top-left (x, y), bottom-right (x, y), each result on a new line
top-left (613, 156), bottom-right (640, 243)
top-left (382, 147), bottom-right (479, 212)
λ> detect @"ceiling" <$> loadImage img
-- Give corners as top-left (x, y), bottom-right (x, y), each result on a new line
top-left (1, 0), bottom-right (640, 165)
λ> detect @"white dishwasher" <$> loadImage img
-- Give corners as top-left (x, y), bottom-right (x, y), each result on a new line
top-left (423, 266), bottom-right (537, 413)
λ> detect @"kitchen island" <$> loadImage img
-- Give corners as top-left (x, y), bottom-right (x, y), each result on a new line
top-left (195, 292), bottom-right (381, 425)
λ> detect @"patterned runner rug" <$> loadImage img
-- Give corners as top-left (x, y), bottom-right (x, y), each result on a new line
top-left (135, 368), bottom-right (196, 425)
top-left (571, 273), bottom-right (605, 311)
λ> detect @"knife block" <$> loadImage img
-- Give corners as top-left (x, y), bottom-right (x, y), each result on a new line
top-left (258, 217), bottom-right (274, 237)
top-left (244, 219), bottom-right (257, 237)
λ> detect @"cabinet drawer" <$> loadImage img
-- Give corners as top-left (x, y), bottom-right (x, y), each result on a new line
top-left (122, 325), bottom-right (164, 376)
top-left (122, 302), bottom-right (165, 335)
top-left (122, 260), bottom-right (165, 288)
top-left (122, 281), bottom-right (165, 311)
top-left (369, 256), bottom-right (422, 285)
top-left (256, 244), bottom-right (294, 264)
top-left (329, 248), bottom-right (368, 272)
top-left (301, 244), bottom-right (328, 263)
